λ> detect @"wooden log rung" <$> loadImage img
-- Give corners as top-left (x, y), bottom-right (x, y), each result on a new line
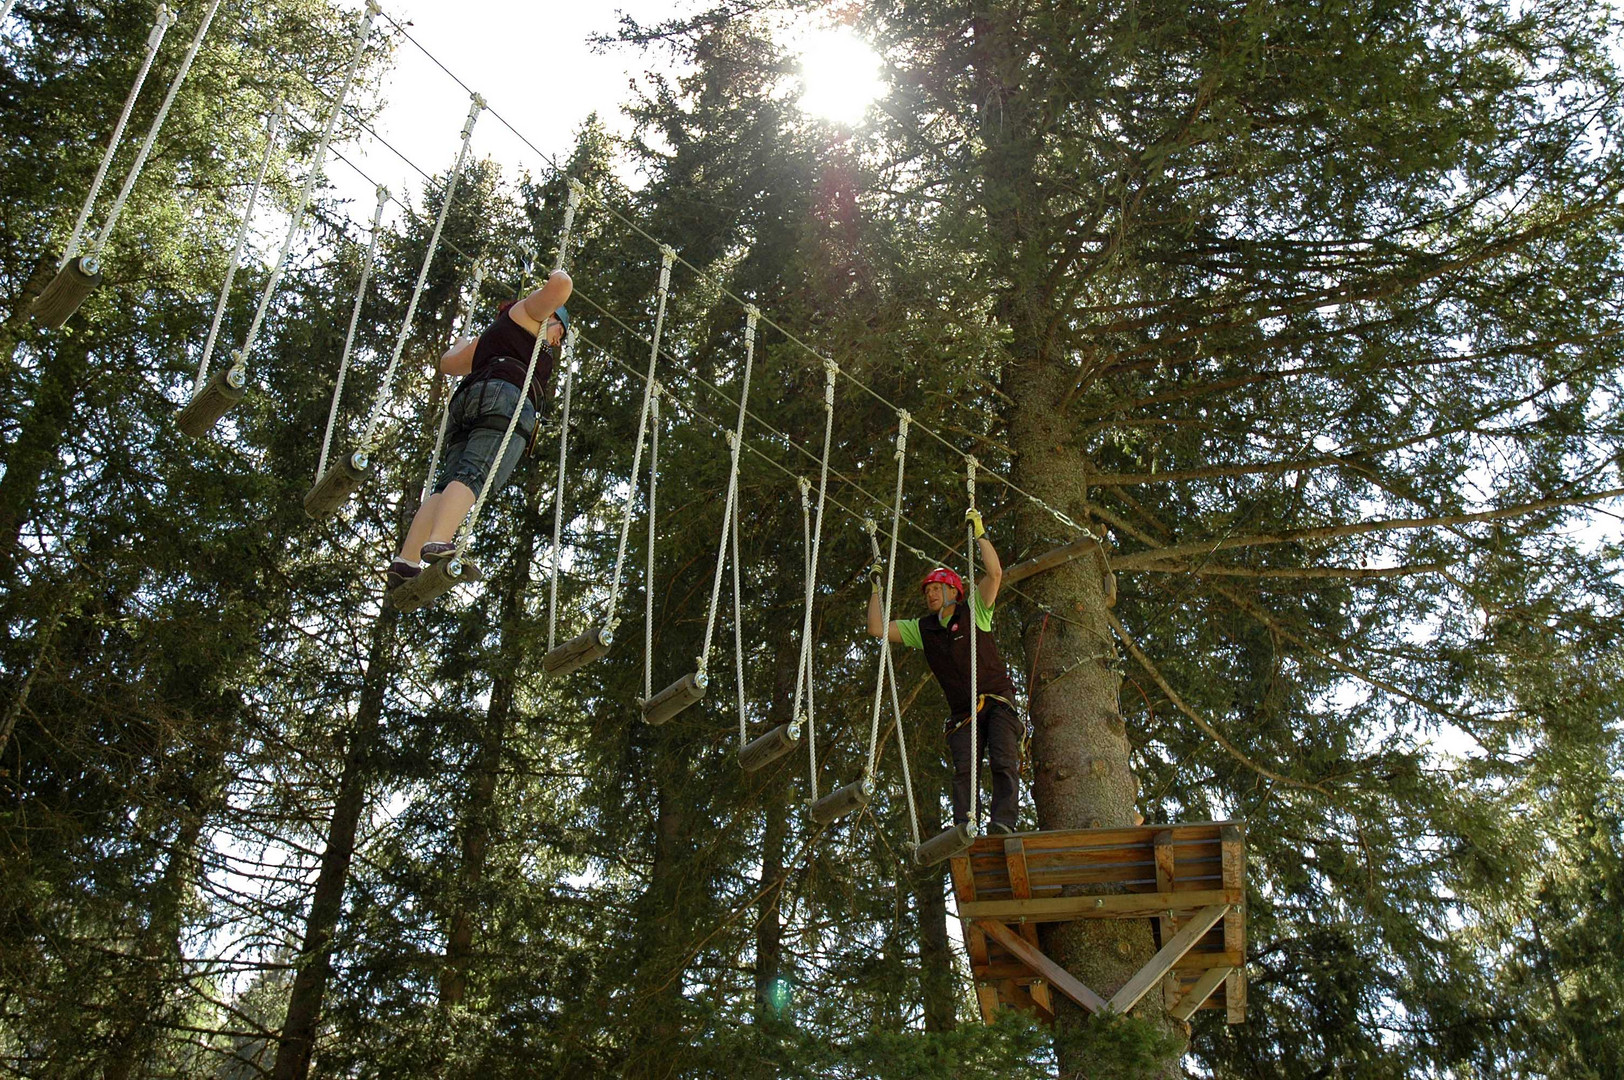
top-left (304, 450), bottom-right (371, 518)
top-left (738, 720), bottom-right (801, 772)
top-left (177, 364), bottom-right (247, 438)
top-left (30, 257), bottom-right (102, 328)
top-left (808, 776), bottom-right (869, 825)
top-left (641, 672), bottom-right (707, 725)
top-left (389, 555), bottom-right (481, 612)
top-left (542, 625), bottom-right (613, 677)
top-left (914, 822), bottom-right (976, 866)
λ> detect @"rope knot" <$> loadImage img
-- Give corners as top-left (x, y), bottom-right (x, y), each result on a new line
top-left (862, 517), bottom-right (877, 536)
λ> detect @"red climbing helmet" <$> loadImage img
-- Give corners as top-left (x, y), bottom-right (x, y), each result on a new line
top-left (920, 567), bottom-right (964, 599)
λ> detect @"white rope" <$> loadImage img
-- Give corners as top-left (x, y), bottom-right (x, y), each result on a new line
top-left (315, 184), bottom-right (388, 482)
top-left (422, 262), bottom-right (486, 505)
top-left (643, 387), bottom-right (662, 702)
top-left (360, 95), bottom-right (483, 450)
top-left (546, 328), bottom-right (575, 652)
top-left (794, 477), bottom-right (817, 801)
top-left (547, 180), bottom-right (585, 651)
top-left (732, 465), bottom-right (747, 751)
top-left (61, 5), bottom-right (176, 269)
top-left (797, 360), bottom-right (839, 806)
top-left (460, 175), bottom-right (582, 545)
top-left (966, 455), bottom-right (980, 828)
top-left (195, 102), bottom-right (282, 391)
top-left (85, 0), bottom-right (222, 269)
top-left (0, 3), bottom-right (18, 24)
top-left (865, 412), bottom-right (910, 780)
top-left (604, 247), bottom-right (675, 630)
top-left (696, 307), bottom-right (757, 679)
top-left (232, 2), bottom-right (376, 374)
top-left (889, 648), bottom-right (922, 847)
top-left (554, 178), bottom-right (582, 273)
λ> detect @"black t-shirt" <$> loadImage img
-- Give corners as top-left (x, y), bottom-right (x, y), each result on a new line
top-left (468, 307), bottom-right (554, 408)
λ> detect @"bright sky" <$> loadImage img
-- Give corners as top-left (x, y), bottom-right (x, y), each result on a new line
top-left (328, 1), bottom-right (888, 227)
top-left (332, 0), bottom-right (684, 222)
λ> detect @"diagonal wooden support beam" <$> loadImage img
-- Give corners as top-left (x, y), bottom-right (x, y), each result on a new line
top-left (977, 919), bottom-right (1109, 1014)
top-left (1106, 904), bottom-right (1228, 1015)
top-left (1004, 838), bottom-right (1054, 1015)
top-left (1169, 965), bottom-right (1232, 1021)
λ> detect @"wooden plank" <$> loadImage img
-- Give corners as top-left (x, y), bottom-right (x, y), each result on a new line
top-left (959, 889), bottom-right (1239, 922)
top-left (1004, 837), bottom-right (1050, 978)
top-left (967, 822), bottom-right (1230, 855)
top-left (1154, 830), bottom-right (1177, 1008)
top-left (1169, 966), bottom-right (1231, 1021)
top-left (979, 949), bottom-right (1241, 982)
top-left (1003, 537), bottom-right (1099, 587)
top-left (1226, 967), bottom-right (1247, 1024)
top-left (975, 984), bottom-right (1001, 1024)
top-left (951, 854), bottom-right (992, 973)
top-left (977, 919), bottom-right (1108, 1013)
top-left (1220, 823), bottom-right (1246, 1004)
top-left (1106, 905), bottom-right (1229, 1015)
top-left (1030, 979), bottom-right (1054, 1016)
top-left (1004, 838), bottom-right (1032, 899)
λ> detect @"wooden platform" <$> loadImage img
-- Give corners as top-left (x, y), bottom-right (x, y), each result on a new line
top-left (949, 821), bottom-right (1246, 1025)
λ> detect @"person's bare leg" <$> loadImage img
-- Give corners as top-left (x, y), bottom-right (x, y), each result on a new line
top-left (426, 481), bottom-right (476, 544)
top-left (397, 491), bottom-right (445, 563)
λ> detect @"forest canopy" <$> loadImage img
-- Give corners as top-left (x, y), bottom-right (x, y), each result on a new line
top-left (2, 0), bottom-right (1622, 1078)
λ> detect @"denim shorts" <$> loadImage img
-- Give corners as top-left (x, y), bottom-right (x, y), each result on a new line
top-left (433, 378), bottom-right (537, 496)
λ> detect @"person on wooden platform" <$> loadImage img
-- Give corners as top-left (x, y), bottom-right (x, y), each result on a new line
top-left (386, 269), bottom-right (573, 591)
top-left (867, 513), bottom-right (1022, 834)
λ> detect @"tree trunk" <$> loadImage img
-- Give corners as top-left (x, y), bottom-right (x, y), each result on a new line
top-left (100, 791), bottom-right (211, 1080)
top-left (914, 864), bottom-right (956, 1032)
top-left (752, 796), bottom-right (787, 1024)
top-left (440, 484), bottom-right (543, 1007)
top-left (271, 604), bottom-right (399, 1080)
top-left (971, 3), bottom-right (1187, 1074)
top-left (752, 620), bottom-right (800, 1027)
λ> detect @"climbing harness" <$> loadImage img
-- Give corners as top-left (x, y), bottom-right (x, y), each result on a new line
top-left (32, 4), bottom-right (179, 328)
top-left (543, 244), bottom-right (674, 674)
top-left (646, 307), bottom-right (758, 726)
top-left (305, 94), bottom-right (484, 517)
top-left (307, 184), bottom-right (388, 505)
top-left (178, 1), bottom-right (378, 438)
top-left (802, 361), bottom-right (868, 825)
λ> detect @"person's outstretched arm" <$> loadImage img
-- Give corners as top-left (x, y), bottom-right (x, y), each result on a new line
top-left (867, 577), bottom-right (905, 644)
top-left (975, 525), bottom-right (1003, 610)
top-left (509, 269), bottom-right (572, 335)
top-left (439, 336), bottom-right (477, 375)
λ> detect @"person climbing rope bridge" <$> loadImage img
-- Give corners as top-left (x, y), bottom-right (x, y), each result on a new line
top-left (866, 510), bottom-right (1022, 834)
top-left (387, 269), bottom-right (573, 594)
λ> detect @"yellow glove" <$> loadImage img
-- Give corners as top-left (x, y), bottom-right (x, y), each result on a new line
top-left (965, 507), bottom-right (985, 539)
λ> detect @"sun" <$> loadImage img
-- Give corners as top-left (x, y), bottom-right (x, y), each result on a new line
top-left (796, 27), bottom-right (886, 125)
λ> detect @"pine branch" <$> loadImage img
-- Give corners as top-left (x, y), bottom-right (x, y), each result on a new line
top-left (1110, 487), bottom-right (1624, 570)
top-left (1136, 562), bottom-right (1447, 580)
top-left (1104, 608), bottom-right (1331, 793)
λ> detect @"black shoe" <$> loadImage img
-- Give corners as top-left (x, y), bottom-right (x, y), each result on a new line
top-left (386, 560), bottom-right (421, 590)
top-left (420, 541), bottom-right (458, 564)
top-left (988, 821), bottom-right (1016, 835)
